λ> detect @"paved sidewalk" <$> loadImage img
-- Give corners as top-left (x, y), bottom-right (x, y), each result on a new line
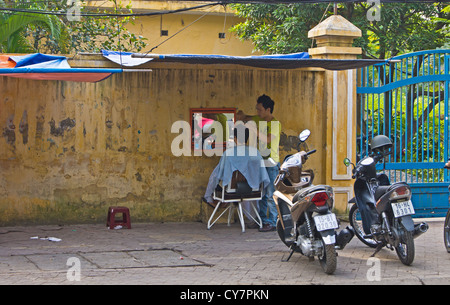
top-left (0, 218), bottom-right (449, 285)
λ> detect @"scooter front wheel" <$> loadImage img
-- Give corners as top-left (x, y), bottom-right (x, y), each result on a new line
top-left (349, 204), bottom-right (378, 248)
top-left (445, 209), bottom-right (450, 253)
top-left (276, 219), bottom-right (293, 248)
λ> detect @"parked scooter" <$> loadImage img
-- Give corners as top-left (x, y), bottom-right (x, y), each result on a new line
top-left (344, 135), bottom-right (428, 266)
top-left (443, 160), bottom-right (450, 253)
top-left (274, 129), bottom-right (354, 274)
top-left (445, 203), bottom-right (450, 253)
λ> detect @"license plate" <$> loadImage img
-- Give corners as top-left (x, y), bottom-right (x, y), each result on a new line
top-left (314, 213), bottom-right (339, 232)
top-left (391, 200), bottom-right (415, 218)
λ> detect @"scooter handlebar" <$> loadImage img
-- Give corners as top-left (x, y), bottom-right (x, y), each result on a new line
top-left (352, 166), bottom-right (363, 179)
top-left (306, 149), bottom-right (316, 156)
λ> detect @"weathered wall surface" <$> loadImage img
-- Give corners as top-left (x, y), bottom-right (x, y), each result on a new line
top-left (0, 63), bottom-right (327, 225)
top-left (86, 0), bottom-right (260, 56)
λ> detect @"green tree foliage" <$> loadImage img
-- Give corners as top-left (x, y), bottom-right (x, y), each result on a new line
top-left (230, 3), bottom-right (329, 54)
top-left (230, 2), bottom-right (449, 59)
top-left (0, 0), bottom-right (147, 54)
top-left (0, 0), bottom-right (64, 53)
top-left (437, 5), bottom-right (450, 48)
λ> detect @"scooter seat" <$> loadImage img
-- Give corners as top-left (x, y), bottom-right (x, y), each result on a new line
top-left (374, 185), bottom-right (390, 201)
top-left (374, 182), bottom-right (409, 201)
top-left (292, 185), bottom-right (329, 203)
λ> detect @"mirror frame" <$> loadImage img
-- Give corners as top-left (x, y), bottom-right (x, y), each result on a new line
top-left (343, 158), bottom-right (351, 167)
top-left (190, 108), bottom-right (236, 151)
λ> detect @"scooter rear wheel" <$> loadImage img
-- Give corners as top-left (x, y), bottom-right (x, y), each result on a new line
top-left (349, 204), bottom-right (378, 248)
top-left (445, 209), bottom-right (450, 253)
top-left (318, 243), bottom-right (337, 275)
top-left (395, 228), bottom-right (415, 266)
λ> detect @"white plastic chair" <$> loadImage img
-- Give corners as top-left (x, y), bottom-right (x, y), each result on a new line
top-left (207, 171), bottom-right (263, 233)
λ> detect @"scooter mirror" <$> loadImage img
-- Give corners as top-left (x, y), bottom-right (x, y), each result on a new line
top-left (343, 158), bottom-right (351, 167)
top-left (299, 129), bottom-right (311, 142)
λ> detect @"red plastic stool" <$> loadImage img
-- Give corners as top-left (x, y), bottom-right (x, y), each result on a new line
top-left (107, 206), bottom-right (131, 229)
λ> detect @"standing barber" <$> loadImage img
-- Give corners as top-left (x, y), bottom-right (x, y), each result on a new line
top-left (236, 94), bottom-right (281, 232)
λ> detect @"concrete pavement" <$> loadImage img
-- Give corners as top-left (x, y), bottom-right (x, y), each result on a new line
top-left (0, 218), bottom-right (449, 286)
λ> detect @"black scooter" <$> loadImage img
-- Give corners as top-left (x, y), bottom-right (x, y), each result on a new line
top-left (344, 135), bottom-right (428, 266)
top-left (444, 160), bottom-right (450, 253)
top-left (445, 204), bottom-right (450, 253)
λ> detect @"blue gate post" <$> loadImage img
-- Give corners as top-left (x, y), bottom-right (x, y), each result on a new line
top-left (445, 55), bottom-right (450, 184)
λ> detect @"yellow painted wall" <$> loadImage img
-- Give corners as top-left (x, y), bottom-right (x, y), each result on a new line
top-left (0, 57), bottom-right (329, 225)
top-left (86, 0), bottom-right (260, 56)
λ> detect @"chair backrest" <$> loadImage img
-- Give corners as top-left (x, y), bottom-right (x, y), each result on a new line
top-left (227, 171), bottom-right (253, 195)
top-left (213, 170), bottom-right (263, 203)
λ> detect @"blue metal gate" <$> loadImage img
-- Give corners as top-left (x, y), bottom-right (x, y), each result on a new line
top-left (357, 49), bottom-right (450, 217)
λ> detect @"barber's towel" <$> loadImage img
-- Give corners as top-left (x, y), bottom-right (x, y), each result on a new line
top-left (213, 145), bottom-right (270, 189)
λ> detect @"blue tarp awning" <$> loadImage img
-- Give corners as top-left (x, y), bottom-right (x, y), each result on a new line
top-left (102, 50), bottom-right (384, 70)
top-left (0, 53), bottom-right (122, 82)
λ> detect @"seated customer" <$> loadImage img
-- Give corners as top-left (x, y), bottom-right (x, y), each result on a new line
top-left (202, 126), bottom-right (270, 207)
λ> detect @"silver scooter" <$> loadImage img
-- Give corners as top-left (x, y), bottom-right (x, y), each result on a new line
top-left (274, 129), bottom-right (354, 274)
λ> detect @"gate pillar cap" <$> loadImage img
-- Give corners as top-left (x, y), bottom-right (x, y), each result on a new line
top-left (308, 15), bottom-right (362, 58)
top-left (308, 15), bottom-right (362, 40)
